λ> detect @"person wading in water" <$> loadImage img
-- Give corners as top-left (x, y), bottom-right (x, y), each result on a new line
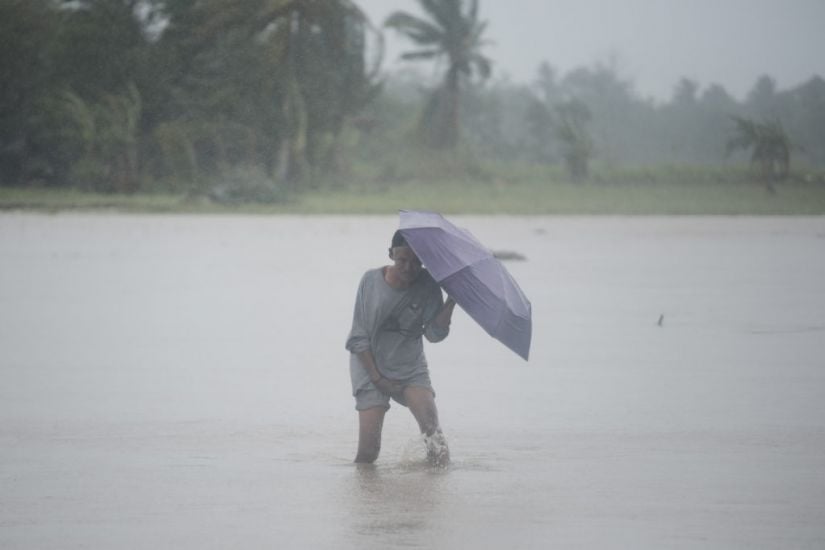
top-left (346, 231), bottom-right (456, 466)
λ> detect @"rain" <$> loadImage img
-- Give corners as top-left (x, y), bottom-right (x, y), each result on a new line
top-left (2, 1), bottom-right (825, 548)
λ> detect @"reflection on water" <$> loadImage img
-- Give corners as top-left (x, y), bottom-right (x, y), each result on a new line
top-left (349, 461), bottom-right (448, 543)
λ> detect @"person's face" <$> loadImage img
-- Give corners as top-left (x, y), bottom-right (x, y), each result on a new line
top-left (390, 246), bottom-right (422, 284)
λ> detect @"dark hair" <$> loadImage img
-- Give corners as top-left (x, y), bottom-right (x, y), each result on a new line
top-left (391, 230), bottom-right (407, 248)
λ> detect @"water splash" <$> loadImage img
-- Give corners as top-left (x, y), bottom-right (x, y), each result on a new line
top-left (422, 431), bottom-right (450, 468)
top-left (394, 433), bottom-right (450, 469)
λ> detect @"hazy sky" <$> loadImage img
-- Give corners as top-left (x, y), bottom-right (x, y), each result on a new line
top-left (357, 0), bottom-right (825, 102)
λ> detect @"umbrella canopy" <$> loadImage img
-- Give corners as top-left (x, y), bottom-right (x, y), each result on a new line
top-left (399, 210), bottom-right (532, 360)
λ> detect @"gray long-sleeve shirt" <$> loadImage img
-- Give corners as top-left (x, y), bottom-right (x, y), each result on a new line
top-left (346, 267), bottom-right (448, 387)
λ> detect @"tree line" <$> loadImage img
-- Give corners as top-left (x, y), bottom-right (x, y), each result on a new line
top-left (455, 65), bottom-right (825, 182)
top-left (1, 0), bottom-right (381, 197)
top-left (1, 0), bottom-right (824, 198)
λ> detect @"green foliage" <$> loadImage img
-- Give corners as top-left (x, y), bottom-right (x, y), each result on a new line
top-left (259, 0), bottom-right (382, 183)
top-left (2, 0), bottom-right (825, 201)
top-left (6, 166), bottom-right (825, 215)
top-left (203, 166), bottom-right (290, 205)
top-left (524, 98), bottom-right (556, 163)
top-left (51, 0), bottom-right (149, 98)
top-left (0, 0), bottom-right (60, 182)
top-left (386, 0), bottom-right (491, 149)
top-left (555, 99), bottom-right (593, 181)
top-left (0, 0), bottom-right (380, 192)
top-left (726, 116), bottom-right (792, 184)
top-left (588, 164), bottom-right (754, 185)
top-left (362, 145), bottom-right (492, 185)
top-left (53, 84), bottom-right (142, 192)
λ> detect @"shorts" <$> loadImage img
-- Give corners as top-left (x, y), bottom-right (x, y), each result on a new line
top-left (354, 370), bottom-right (435, 411)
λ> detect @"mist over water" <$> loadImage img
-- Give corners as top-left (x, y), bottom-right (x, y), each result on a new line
top-left (2, 214), bottom-right (825, 548)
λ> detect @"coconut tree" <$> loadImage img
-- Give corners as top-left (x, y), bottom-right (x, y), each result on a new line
top-left (385, 0), bottom-right (492, 149)
top-left (726, 115), bottom-right (792, 190)
top-left (271, 0), bottom-right (383, 181)
top-left (155, 0), bottom-right (382, 185)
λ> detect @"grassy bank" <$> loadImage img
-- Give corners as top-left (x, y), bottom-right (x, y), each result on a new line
top-left (3, 178), bottom-right (825, 215)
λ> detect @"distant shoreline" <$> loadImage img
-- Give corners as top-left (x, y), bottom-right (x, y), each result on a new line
top-left (3, 178), bottom-right (825, 216)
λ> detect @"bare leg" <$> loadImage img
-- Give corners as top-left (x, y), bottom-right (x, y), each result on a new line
top-left (403, 386), bottom-right (450, 466)
top-left (355, 407), bottom-right (386, 463)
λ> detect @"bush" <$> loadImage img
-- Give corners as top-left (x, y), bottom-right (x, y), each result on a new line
top-left (203, 166), bottom-right (289, 204)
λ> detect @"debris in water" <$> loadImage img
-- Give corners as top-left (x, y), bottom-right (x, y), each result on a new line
top-left (493, 250), bottom-right (527, 261)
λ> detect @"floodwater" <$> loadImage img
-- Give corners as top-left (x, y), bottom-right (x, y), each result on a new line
top-left (1, 213), bottom-right (824, 549)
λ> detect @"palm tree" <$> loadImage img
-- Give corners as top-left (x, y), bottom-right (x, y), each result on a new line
top-left (157, 0), bottom-right (382, 185)
top-left (726, 115), bottom-right (792, 191)
top-left (385, 0), bottom-right (492, 149)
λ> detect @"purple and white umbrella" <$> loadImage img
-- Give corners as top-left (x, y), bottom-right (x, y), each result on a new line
top-left (399, 210), bottom-right (532, 361)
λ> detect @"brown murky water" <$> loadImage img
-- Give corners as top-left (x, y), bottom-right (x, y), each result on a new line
top-left (2, 213), bottom-right (824, 548)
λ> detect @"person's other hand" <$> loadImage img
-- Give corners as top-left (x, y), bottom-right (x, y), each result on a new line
top-left (373, 376), bottom-right (403, 396)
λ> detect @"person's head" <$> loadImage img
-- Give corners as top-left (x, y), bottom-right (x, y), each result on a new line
top-left (389, 230), bottom-right (422, 284)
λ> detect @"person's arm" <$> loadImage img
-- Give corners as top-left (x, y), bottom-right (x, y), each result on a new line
top-left (345, 274), bottom-right (371, 353)
top-left (355, 350), bottom-right (382, 384)
top-left (346, 272), bottom-right (402, 395)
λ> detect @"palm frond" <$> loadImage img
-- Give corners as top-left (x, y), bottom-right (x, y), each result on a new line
top-left (469, 52), bottom-right (491, 79)
top-left (384, 11), bottom-right (443, 45)
top-left (726, 115), bottom-right (759, 155)
top-left (726, 115), bottom-right (794, 180)
top-left (470, 19), bottom-right (488, 44)
top-left (467, 0), bottom-right (479, 24)
top-left (419, 0), bottom-right (459, 33)
top-left (400, 49), bottom-right (442, 61)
